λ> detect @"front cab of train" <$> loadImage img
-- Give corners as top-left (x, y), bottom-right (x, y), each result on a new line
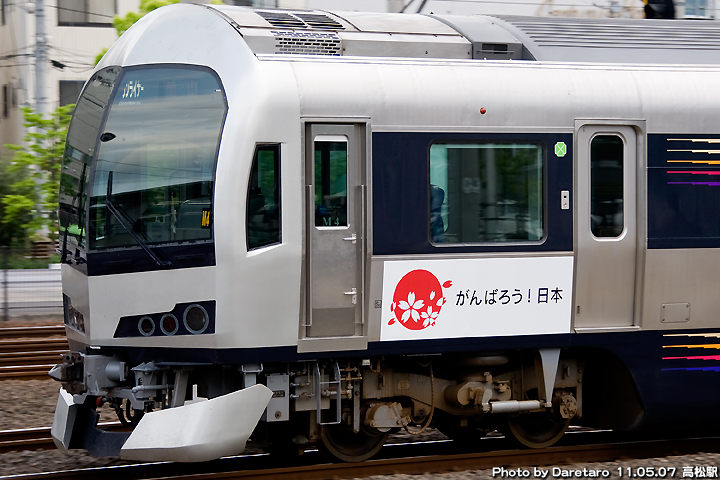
top-left (50, 5), bottom-right (276, 461)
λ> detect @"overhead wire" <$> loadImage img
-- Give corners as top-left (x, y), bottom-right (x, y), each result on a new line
top-left (0, 2), bottom-right (114, 112)
top-left (49, 3), bottom-right (116, 20)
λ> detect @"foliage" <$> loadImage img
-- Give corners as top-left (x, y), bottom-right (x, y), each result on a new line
top-left (1, 105), bottom-right (74, 246)
top-left (95, 47), bottom-right (108, 66)
top-left (0, 158), bottom-right (26, 246)
top-left (0, 248), bottom-right (61, 269)
top-left (113, 0), bottom-right (180, 37)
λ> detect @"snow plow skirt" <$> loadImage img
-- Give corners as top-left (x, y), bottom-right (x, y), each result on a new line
top-left (51, 388), bottom-right (79, 451)
top-left (120, 384), bottom-right (273, 462)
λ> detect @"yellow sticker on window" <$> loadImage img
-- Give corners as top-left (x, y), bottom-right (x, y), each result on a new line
top-left (201, 209), bottom-right (211, 228)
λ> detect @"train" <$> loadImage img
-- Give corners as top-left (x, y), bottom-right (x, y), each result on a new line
top-left (50, 3), bottom-right (720, 463)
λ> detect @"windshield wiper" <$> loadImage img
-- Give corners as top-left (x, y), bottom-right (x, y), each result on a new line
top-left (105, 171), bottom-right (172, 267)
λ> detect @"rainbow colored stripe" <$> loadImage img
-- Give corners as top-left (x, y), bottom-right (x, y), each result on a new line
top-left (666, 139), bottom-right (720, 187)
top-left (663, 333), bottom-right (720, 372)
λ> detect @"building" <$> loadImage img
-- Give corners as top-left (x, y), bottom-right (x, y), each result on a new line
top-left (0, 0), bottom-right (140, 157)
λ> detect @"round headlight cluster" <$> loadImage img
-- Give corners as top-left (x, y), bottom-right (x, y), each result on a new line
top-left (183, 304), bottom-right (209, 334)
top-left (160, 313), bottom-right (179, 336)
top-left (133, 303), bottom-right (210, 337)
top-left (138, 316), bottom-right (155, 336)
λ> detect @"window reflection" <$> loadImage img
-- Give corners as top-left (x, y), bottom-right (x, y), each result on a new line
top-left (429, 143), bottom-right (543, 244)
top-left (59, 66), bottom-right (120, 249)
top-left (88, 67), bottom-right (226, 250)
top-left (314, 140), bottom-right (347, 227)
top-left (247, 145), bottom-right (281, 250)
top-left (590, 135), bottom-right (624, 238)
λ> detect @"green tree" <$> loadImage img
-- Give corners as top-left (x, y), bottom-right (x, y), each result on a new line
top-left (0, 157), bottom-right (26, 245)
top-left (1, 105), bottom-right (74, 245)
top-left (115, 0), bottom-right (181, 36)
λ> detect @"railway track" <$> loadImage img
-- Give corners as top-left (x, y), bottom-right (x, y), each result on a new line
top-left (0, 326), bottom-right (67, 380)
top-left (6, 432), bottom-right (720, 480)
top-left (0, 423), bottom-right (126, 455)
top-left (0, 326), bottom-right (66, 339)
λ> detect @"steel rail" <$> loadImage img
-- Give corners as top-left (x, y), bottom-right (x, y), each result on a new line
top-left (0, 364), bottom-right (57, 380)
top-left (9, 434), bottom-right (720, 480)
top-left (0, 325), bottom-right (65, 339)
top-left (0, 351), bottom-right (65, 367)
top-left (0, 334), bottom-right (68, 379)
top-left (0, 423), bottom-right (126, 455)
top-left (0, 338), bottom-right (68, 354)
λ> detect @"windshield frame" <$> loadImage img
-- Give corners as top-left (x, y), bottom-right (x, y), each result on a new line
top-left (59, 63), bottom-right (228, 275)
top-left (85, 63), bottom-right (228, 254)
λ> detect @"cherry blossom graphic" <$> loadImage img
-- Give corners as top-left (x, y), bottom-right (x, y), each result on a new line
top-left (389, 270), bottom-right (452, 330)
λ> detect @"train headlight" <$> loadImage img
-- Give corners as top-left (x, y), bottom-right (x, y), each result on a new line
top-left (138, 316), bottom-right (155, 336)
top-left (113, 301), bottom-right (215, 338)
top-left (160, 313), bottom-right (179, 336)
top-left (183, 304), bottom-right (209, 334)
top-left (63, 295), bottom-right (85, 334)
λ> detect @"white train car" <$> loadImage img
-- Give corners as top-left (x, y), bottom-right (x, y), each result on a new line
top-left (51, 4), bottom-right (720, 462)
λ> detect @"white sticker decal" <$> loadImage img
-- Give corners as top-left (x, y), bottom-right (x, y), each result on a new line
top-left (380, 256), bottom-right (574, 341)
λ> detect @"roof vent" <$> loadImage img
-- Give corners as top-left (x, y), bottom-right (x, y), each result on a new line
top-left (257, 10), bottom-right (344, 31)
top-left (257, 11), bottom-right (306, 29)
top-left (295, 13), bottom-right (344, 30)
top-left (273, 31), bottom-right (342, 56)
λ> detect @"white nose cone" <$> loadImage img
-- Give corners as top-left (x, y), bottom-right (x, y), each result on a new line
top-left (120, 384), bottom-right (273, 462)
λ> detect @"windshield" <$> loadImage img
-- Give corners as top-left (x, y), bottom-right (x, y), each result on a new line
top-left (88, 66), bottom-right (227, 250)
top-left (59, 67), bottom-right (120, 250)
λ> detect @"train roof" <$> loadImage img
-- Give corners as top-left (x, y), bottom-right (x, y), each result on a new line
top-left (210, 5), bottom-right (720, 65)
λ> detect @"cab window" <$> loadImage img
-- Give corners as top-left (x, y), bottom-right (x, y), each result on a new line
top-left (247, 145), bottom-right (281, 250)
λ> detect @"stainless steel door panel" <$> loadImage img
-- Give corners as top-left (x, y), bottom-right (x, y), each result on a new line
top-left (306, 125), bottom-right (363, 338)
top-left (575, 124), bottom-right (637, 329)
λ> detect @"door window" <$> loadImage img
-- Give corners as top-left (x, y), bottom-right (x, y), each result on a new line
top-left (590, 135), bottom-right (624, 238)
top-left (314, 138), bottom-right (348, 227)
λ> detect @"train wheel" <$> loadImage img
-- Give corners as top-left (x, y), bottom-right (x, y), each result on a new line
top-left (318, 424), bottom-right (389, 462)
top-left (504, 412), bottom-right (570, 449)
top-left (115, 400), bottom-right (144, 427)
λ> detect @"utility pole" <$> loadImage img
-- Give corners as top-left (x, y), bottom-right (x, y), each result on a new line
top-left (33, 0), bottom-right (51, 243)
top-left (34, 0), bottom-right (47, 115)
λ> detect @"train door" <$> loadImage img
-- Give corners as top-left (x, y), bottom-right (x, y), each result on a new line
top-left (574, 123), bottom-right (640, 330)
top-left (302, 124), bottom-right (366, 346)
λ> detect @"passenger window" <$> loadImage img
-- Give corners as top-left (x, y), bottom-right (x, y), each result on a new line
top-left (314, 138), bottom-right (347, 227)
top-left (590, 135), bottom-right (624, 238)
top-left (247, 145), bottom-right (280, 250)
top-left (429, 143), bottom-right (543, 244)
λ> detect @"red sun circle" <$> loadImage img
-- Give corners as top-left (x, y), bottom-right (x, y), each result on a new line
top-left (390, 269), bottom-right (448, 330)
